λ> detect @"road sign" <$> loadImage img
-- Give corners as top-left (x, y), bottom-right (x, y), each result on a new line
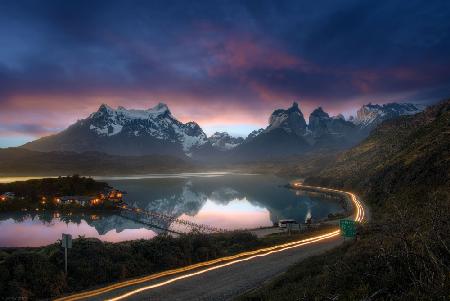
top-left (62, 233), bottom-right (72, 248)
top-left (340, 219), bottom-right (356, 238)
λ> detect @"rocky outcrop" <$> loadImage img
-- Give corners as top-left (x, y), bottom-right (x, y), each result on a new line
top-left (208, 132), bottom-right (244, 151)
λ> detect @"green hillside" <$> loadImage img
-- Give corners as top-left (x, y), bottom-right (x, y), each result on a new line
top-left (308, 99), bottom-right (450, 207)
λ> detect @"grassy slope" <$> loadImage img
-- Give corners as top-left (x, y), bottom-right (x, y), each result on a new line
top-left (307, 99), bottom-right (450, 208)
top-left (240, 99), bottom-right (450, 300)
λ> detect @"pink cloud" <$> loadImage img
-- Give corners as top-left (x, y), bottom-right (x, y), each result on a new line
top-left (180, 24), bottom-right (315, 77)
top-left (205, 38), bottom-right (301, 75)
top-left (208, 43), bottom-right (319, 80)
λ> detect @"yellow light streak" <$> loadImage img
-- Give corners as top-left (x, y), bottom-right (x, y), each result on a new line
top-left (107, 231), bottom-right (341, 301)
top-left (55, 185), bottom-right (365, 301)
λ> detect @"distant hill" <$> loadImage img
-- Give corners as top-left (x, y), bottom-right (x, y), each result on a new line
top-left (207, 132), bottom-right (244, 151)
top-left (0, 148), bottom-right (194, 176)
top-left (306, 99), bottom-right (450, 204)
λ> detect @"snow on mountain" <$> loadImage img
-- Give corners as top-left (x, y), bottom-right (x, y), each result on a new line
top-left (86, 103), bottom-right (208, 154)
top-left (266, 102), bottom-right (307, 136)
top-left (353, 102), bottom-right (424, 129)
top-left (22, 102), bottom-right (209, 157)
top-left (22, 100), bottom-right (428, 161)
top-left (247, 128), bottom-right (264, 140)
top-left (208, 132), bottom-right (244, 151)
top-left (333, 114), bottom-right (345, 120)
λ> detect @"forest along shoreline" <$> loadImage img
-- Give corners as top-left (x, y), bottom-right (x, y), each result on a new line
top-left (0, 175), bottom-right (125, 213)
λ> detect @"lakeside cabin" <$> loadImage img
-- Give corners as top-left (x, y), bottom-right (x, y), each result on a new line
top-left (55, 188), bottom-right (126, 207)
top-left (57, 196), bottom-right (97, 206)
top-left (105, 189), bottom-right (124, 201)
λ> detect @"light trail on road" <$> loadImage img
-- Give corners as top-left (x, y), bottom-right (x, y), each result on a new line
top-left (107, 230), bottom-right (341, 301)
top-left (55, 185), bottom-right (365, 301)
top-left (298, 185), bottom-right (364, 223)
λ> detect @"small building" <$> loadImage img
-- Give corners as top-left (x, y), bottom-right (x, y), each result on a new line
top-left (57, 196), bottom-right (101, 207)
top-left (0, 192), bottom-right (16, 201)
top-left (53, 187), bottom-right (125, 207)
top-left (278, 219), bottom-right (298, 228)
top-left (103, 189), bottom-right (125, 202)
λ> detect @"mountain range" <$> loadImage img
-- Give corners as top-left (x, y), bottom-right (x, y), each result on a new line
top-left (21, 101), bottom-right (424, 161)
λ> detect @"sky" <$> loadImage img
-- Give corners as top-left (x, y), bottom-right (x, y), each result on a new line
top-left (1, 0), bottom-right (450, 147)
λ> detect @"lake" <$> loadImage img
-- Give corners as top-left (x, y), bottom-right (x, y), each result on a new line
top-left (0, 173), bottom-right (343, 247)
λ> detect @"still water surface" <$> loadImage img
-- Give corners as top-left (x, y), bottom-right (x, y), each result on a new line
top-left (0, 173), bottom-right (343, 247)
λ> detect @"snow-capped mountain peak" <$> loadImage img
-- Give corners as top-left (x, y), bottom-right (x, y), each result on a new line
top-left (208, 132), bottom-right (244, 151)
top-left (247, 128), bottom-right (264, 140)
top-left (149, 102), bottom-right (171, 115)
top-left (85, 103), bottom-right (208, 155)
top-left (353, 102), bottom-right (424, 128)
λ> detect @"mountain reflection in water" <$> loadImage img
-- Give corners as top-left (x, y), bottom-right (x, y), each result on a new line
top-left (0, 174), bottom-right (343, 247)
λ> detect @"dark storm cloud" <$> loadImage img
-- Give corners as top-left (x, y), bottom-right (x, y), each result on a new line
top-left (0, 0), bottom-right (450, 143)
top-left (1, 0), bottom-right (449, 98)
top-left (299, 1), bottom-right (450, 68)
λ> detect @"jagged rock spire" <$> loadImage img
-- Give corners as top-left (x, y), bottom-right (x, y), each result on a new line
top-left (267, 102), bottom-right (307, 136)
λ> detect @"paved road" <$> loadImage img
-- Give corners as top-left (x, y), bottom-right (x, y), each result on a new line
top-left (57, 186), bottom-right (366, 301)
top-left (97, 236), bottom-right (343, 301)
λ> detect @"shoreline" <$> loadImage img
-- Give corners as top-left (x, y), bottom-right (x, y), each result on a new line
top-left (0, 171), bottom-right (263, 183)
top-left (0, 178), bottom-right (350, 248)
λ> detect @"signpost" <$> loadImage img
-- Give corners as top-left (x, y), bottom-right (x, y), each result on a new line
top-left (61, 233), bottom-right (72, 274)
top-left (340, 219), bottom-right (357, 238)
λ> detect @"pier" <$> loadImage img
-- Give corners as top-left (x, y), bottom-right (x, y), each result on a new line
top-left (117, 204), bottom-right (227, 234)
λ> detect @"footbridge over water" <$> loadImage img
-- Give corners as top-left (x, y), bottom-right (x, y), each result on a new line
top-left (117, 204), bottom-right (227, 234)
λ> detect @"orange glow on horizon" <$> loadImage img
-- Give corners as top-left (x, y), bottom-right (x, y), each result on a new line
top-left (0, 92), bottom-right (368, 142)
